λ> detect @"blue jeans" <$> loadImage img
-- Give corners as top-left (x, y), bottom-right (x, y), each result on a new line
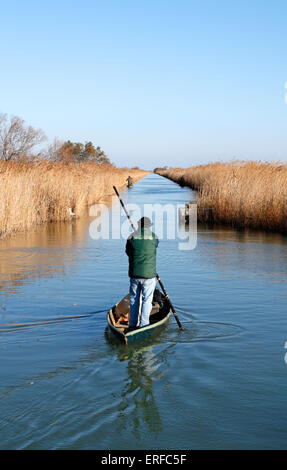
top-left (129, 277), bottom-right (157, 328)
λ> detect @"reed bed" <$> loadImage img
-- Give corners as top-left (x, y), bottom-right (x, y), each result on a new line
top-left (0, 160), bottom-right (148, 238)
top-left (155, 161), bottom-right (287, 232)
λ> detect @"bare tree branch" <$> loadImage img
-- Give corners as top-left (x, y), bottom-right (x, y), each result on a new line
top-left (0, 113), bottom-right (46, 161)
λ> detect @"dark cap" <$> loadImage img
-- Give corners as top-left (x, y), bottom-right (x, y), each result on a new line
top-left (138, 216), bottom-right (152, 228)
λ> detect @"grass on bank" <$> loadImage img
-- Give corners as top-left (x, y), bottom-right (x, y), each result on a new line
top-left (155, 161), bottom-right (287, 232)
top-left (0, 160), bottom-right (148, 238)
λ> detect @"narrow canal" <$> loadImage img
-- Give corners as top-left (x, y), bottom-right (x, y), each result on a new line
top-left (0, 173), bottom-right (286, 449)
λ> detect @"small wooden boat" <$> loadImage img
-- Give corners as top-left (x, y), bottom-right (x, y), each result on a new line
top-left (107, 289), bottom-right (172, 345)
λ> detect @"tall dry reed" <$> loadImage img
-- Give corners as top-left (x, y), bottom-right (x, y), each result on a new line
top-left (0, 160), bottom-right (148, 238)
top-left (155, 161), bottom-right (287, 232)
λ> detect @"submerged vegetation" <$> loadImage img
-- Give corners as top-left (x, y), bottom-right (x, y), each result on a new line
top-left (0, 113), bottom-right (148, 238)
top-left (155, 161), bottom-right (287, 233)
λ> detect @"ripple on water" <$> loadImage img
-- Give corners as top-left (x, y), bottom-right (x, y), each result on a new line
top-left (160, 319), bottom-right (244, 344)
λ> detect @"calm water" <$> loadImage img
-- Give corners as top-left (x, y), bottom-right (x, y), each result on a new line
top-left (0, 173), bottom-right (287, 450)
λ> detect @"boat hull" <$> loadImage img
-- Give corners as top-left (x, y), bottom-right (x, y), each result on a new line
top-left (107, 310), bottom-right (171, 345)
top-left (107, 290), bottom-right (171, 345)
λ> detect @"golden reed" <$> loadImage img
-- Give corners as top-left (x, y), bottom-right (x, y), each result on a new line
top-left (0, 160), bottom-right (148, 238)
top-left (155, 161), bottom-right (287, 232)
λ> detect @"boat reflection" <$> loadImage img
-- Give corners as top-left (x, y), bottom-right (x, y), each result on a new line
top-left (113, 342), bottom-right (175, 439)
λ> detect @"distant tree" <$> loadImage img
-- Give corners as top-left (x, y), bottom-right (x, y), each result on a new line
top-left (0, 113), bottom-right (46, 161)
top-left (46, 138), bottom-right (64, 161)
top-left (62, 140), bottom-right (75, 160)
top-left (94, 146), bottom-right (110, 164)
top-left (82, 141), bottom-right (97, 161)
top-left (73, 142), bottom-right (85, 159)
top-left (46, 138), bottom-right (111, 164)
top-left (154, 166), bottom-right (169, 173)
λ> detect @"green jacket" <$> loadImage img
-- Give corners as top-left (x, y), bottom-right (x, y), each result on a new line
top-left (125, 227), bottom-right (158, 279)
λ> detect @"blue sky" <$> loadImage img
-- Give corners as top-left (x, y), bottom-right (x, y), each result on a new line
top-left (1, 0), bottom-right (287, 168)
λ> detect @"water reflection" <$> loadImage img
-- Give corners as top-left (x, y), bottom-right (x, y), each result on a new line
top-left (196, 228), bottom-right (287, 281)
top-left (0, 220), bottom-right (83, 291)
top-left (0, 199), bottom-right (115, 295)
top-left (114, 344), bottom-right (174, 439)
top-left (199, 225), bottom-right (287, 246)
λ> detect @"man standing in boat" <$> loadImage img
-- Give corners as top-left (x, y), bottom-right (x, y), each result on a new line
top-left (126, 175), bottom-right (133, 188)
top-left (125, 216), bottom-right (158, 330)
top-left (126, 176), bottom-right (133, 188)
